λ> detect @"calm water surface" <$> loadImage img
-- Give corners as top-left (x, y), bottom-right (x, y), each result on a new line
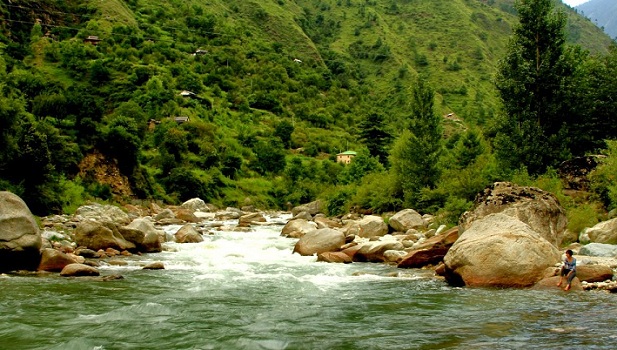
top-left (2, 215), bottom-right (617, 349)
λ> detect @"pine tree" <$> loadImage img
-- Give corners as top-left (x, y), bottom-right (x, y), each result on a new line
top-left (358, 110), bottom-right (391, 165)
top-left (390, 78), bottom-right (442, 208)
top-left (494, 0), bottom-right (574, 174)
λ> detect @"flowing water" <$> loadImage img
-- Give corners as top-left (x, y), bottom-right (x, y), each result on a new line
top-left (2, 214), bottom-right (617, 350)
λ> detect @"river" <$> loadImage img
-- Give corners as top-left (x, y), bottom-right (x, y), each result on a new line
top-left (2, 214), bottom-right (617, 349)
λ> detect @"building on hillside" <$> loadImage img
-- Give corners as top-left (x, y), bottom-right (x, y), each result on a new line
top-left (148, 118), bottom-right (161, 131)
top-left (84, 36), bottom-right (102, 45)
top-left (193, 49), bottom-right (208, 56)
top-left (180, 90), bottom-right (198, 98)
top-left (336, 151), bottom-right (357, 164)
top-left (174, 116), bottom-right (190, 124)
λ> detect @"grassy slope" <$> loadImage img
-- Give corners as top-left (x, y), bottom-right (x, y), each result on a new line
top-left (81, 0), bottom-right (610, 126)
top-left (2, 0), bottom-right (614, 208)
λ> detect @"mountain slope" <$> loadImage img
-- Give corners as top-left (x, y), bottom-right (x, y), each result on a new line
top-left (0, 0), bottom-right (614, 213)
top-left (576, 0), bottom-right (617, 40)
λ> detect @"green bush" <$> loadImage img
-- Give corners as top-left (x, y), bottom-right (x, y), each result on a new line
top-left (164, 167), bottom-right (226, 203)
top-left (87, 182), bottom-right (113, 201)
top-left (351, 172), bottom-right (402, 213)
top-left (326, 186), bottom-right (354, 216)
top-left (590, 141), bottom-right (617, 210)
top-left (58, 176), bottom-right (86, 214)
top-left (566, 203), bottom-right (601, 240)
top-left (436, 196), bottom-right (473, 226)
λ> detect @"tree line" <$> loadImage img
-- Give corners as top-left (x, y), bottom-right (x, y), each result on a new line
top-left (0, 0), bottom-right (616, 233)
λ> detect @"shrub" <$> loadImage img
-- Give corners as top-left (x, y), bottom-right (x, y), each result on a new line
top-left (590, 141), bottom-right (617, 210)
top-left (58, 176), bottom-right (86, 214)
top-left (567, 203), bottom-right (601, 239)
top-left (326, 186), bottom-right (354, 216)
top-left (351, 172), bottom-right (402, 213)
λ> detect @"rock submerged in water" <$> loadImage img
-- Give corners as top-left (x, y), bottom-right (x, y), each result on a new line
top-left (60, 263), bottom-right (100, 277)
top-left (143, 262), bottom-right (165, 270)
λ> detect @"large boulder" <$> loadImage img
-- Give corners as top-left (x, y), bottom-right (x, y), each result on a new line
top-left (0, 192), bottom-right (42, 272)
top-left (576, 265), bottom-right (614, 283)
top-left (154, 209), bottom-right (175, 221)
top-left (215, 207), bottom-right (242, 220)
top-left (73, 203), bottom-right (131, 225)
top-left (532, 275), bottom-right (583, 291)
top-left (38, 248), bottom-right (77, 272)
top-left (459, 182), bottom-right (567, 247)
top-left (74, 221), bottom-right (136, 251)
top-left (398, 227), bottom-right (460, 269)
top-left (293, 228), bottom-right (346, 256)
top-left (280, 219), bottom-right (317, 238)
top-left (181, 198), bottom-right (209, 212)
top-left (238, 212), bottom-right (267, 227)
top-left (443, 213), bottom-right (560, 288)
top-left (174, 224), bottom-right (204, 243)
top-left (117, 226), bottom-right (162, 253)
top-left (353, 241), bottom-right (405, 262)
top-left (317, 252), bottom-right (352, 264)
top-left (314, 216), bottom-right (343, 229)
top-left (582, 218), bottom-right (617, 244)
top-left (291, 200), bottom-right (324, 216)
top-left (578, 243), bottom-right (617, 257)
top-left (125, 218), bottom-right (166, 250)
top-left (60, 263), bottom-right (100, 277)
top-left (356, 215), bottom-right (388, 239)
top-left (388, 209), bottom-right (426, 232)
top-left (174, 208), bottom-right (200, 223)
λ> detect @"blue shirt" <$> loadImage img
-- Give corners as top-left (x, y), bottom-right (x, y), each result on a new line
top-left (564, 257), bottom-right (576, 272)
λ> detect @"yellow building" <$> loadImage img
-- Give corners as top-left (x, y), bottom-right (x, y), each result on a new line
top-left (336, 151), bottom-right (357, 164)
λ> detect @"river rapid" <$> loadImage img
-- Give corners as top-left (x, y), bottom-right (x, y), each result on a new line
top-left (2, 214), bottom-right (617, 350)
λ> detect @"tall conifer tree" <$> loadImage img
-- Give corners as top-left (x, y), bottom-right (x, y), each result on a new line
top-left (358, 110), bottom-right (391, 166)
top-left (390, 78), bottom-right (442, 208)
top-left (494, 0), bottom-right (574, 174)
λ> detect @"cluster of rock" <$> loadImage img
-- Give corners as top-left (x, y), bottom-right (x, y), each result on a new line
top-left (283, 201), bottom-right (456, 268)
top-left (3, 179), bottom-right (617, 291)
top-left (582, 280), bottom-right (617, 292)
top-left (0, 191), bottom-right (273, 277)
top-left (284, 182), bottom-right (617, 291)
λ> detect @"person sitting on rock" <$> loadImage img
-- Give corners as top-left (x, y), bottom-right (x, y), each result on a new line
top-left (557, 249), bottom-right (576, 291)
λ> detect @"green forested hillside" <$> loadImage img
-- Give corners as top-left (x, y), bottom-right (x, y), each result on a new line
top-left (0, 0), bottom-right (615, 225)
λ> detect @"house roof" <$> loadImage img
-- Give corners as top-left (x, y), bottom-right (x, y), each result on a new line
top-left (337, 151), bottom-right (357, 156)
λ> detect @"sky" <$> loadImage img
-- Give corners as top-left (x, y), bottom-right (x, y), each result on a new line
top-left (562, 0), bottom-right (591, 7)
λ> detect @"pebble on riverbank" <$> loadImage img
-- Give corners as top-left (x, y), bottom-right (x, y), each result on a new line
top-left (582, 280), bottom-right (617, 293)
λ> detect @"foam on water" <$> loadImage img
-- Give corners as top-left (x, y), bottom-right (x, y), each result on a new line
top-left (4, 213), bottom-right (617, 349)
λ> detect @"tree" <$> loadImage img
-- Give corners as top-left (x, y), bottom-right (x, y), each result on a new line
top-left (274, 120), bottom-right (294, 148)
top-left (569, 44), bottom-right (617, 155)
top-left (450, 129), bottom-right (486, 169)
top-left (252, 139), bottom-right (286, 175)
top-left (494, 0), bottom-right (574, 174)
top-left (390, 78), bottom-right (442, 208)
top-left (338, 149), bottom-right (384, 185)
top-left (358, 110), bottom-right (391, 165)
top-left (99, 115), bottom-right (142, 174)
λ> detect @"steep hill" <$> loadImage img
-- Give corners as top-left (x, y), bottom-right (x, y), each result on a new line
top-left (576, 0), bottom-right (617, 40)
top-left (0, 0), bottom-right (614, 214)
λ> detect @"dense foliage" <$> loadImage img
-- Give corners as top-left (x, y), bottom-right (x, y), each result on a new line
top-left (0, 0), bottom-right (616, 228)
